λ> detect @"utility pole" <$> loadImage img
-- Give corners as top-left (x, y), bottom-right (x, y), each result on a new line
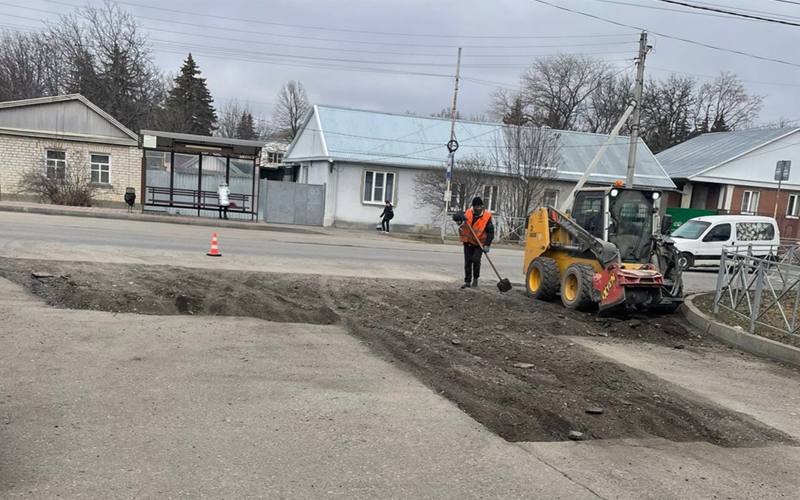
top-left (441, 47), bottom-right (462, 242)
top-left (626, 31), bottom-right (649, 188)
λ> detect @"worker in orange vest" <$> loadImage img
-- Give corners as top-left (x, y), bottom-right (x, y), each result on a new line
top-left (453, 196), bottom-right (494, 289)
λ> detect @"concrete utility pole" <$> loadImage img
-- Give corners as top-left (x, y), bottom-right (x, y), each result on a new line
top-left (626, 31), bottom-right (650, 188)
top-left (441, 48), bottom-right (462, 242)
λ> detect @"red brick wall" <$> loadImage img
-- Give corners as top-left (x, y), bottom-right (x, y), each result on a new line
top-left (727, 186), bottom-right (800, 240)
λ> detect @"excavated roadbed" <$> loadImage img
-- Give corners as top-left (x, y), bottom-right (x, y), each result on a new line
top-left (0, 258), bottom-right (792, 447)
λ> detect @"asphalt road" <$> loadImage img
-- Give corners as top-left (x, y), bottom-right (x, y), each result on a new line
top-left (0, 212), bottom-right (718, 292)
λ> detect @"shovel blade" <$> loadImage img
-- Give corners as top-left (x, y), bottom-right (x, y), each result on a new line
top-left (497, 278), bottom-right (513, 293)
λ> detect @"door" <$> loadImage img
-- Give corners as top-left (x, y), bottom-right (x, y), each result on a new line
top-left (699, 223), bottom-right (731, 258)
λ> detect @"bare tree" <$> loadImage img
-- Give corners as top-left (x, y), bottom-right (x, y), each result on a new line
top-left (0, 30), bottom-right (63, 101)
top-left (273, 80), bottom-right (311, 141)
top-left (490, 126), bottom-right (561, 223)
top-left (217, 99), bottom-right (274, 140)
top-left (520, 54), bottom-right (608, 130)
top-left (42, 0), bottom-right (164, 131)
top-left (489, 89), bottom-right (532, 127)
top-left (639, 74), bottom-right (697, 153)
top-left (694, 71), bottom-right (764, 132)
top-left (413, 154), bottom-right (494, 220)
top-left (583, 72), bottom-right (633, 134)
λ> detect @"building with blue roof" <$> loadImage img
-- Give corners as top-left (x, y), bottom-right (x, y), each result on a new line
top-left (284, 105), bottom-right (674, 232)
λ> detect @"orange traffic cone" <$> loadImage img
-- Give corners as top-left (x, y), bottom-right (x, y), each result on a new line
top-left (207, 232), bottom-right (222, 257)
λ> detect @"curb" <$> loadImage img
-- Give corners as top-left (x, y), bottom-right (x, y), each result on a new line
top-left (682, 294), bottom-right (800, 369)
top-left (0, 204), bottom-right (324, 235)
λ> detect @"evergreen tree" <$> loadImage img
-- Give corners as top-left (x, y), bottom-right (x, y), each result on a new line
top-left (162, 54), bottom-right (217, 135)
top-left (235, 112), bottom-right (256, 140)
top-left (711, 113), bottom-right (729, 132)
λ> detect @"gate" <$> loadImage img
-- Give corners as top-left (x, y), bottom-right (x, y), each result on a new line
top-left (260, 180), bottom-right (325, 226)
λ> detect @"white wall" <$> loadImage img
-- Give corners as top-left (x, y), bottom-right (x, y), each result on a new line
top-left (327, 162), bottom-right (436, 231)
top-left (695, 131), bottom-right (800, 189)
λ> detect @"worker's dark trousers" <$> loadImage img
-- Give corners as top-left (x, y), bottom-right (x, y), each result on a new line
top-left (463, 244), bottom-right (483, 283)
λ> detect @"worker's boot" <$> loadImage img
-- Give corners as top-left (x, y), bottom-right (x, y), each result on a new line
top-left (471, 279), bottom-right (478, 288)
top-left (460, 282), bottom-right (471, 289)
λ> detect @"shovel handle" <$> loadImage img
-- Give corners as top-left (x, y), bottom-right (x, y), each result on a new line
top-left (465, 221), bottom-right (504, 282)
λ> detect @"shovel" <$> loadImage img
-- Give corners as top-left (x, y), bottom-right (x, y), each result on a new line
top-left (465, 222), bottom-right (513, 293)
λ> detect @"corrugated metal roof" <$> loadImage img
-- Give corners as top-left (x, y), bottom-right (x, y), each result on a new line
top-left (286, 105), bottom-right (675, 189)
top-left (0, 93), bottom-right (137, 141)
top-left (656, 127), bottom-right (800, 179)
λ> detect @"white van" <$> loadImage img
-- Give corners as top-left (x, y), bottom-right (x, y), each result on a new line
top-left (670, 215), bottom-right (780, 269)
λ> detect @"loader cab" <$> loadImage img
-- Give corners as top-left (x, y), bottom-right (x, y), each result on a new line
top-left (570, 187), bottom-right (660, 264)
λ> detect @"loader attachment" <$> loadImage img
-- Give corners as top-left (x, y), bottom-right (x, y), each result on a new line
top-left (592, 264), bottom-right (663, 312)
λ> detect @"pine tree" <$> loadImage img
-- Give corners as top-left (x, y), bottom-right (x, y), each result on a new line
top-left (235, 112), bottom-right (256, 140)
top-left (711, 113), bottom-right (729, 132)
top-left (162, 54), bottom-right (217, 135)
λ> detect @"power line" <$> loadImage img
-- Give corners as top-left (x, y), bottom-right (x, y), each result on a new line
top-left (582, 0), bottom-right (797, 23)
top-left (1, 8), bottom-right (638, 56)
top-left (530, 0), bottom-right (800, 69)
top-left (41, 0), bottom-right (632, 40)
top-left (654, 0), bottom-right (800, 27)
top-left (149, 39), bottom-right (634, 70)
top-left (766, 0), bottom-right (800, 5)
top-left (9, 0), bottom-right (628, 50)
top-left (585, 0), bottom-right (800, 23)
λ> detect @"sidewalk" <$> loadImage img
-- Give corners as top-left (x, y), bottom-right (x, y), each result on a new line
top-left (0, 200), bottom-right (325, 235)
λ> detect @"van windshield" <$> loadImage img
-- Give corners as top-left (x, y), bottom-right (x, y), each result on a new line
top-left (672, 220), bottom-right (711, 239)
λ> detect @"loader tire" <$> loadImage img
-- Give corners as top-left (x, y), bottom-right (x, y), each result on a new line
top-left (526, 257), bottom-right (559, 301)
top-left (561, 264), bottom-right (596, 311)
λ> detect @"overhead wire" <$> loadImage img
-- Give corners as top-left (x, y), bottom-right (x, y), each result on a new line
top-left (5, 1), bottom-right (631, 50)
top-left (653, 0), bottom-right (800, 27)
top-left (529, 0), bottom-right (800, 69)
top-left (42, 0), bottom-right (633, 40)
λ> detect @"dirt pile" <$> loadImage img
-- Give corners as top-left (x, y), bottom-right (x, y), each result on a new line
top-left (0, 259), bottom-right (791, 447)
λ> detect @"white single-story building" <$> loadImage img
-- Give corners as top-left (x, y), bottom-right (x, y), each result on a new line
top-left (656, 127), bottom-right (800, 239)
top-left (283, 105), bottom-right (675, 232)
top-left (0, 94), bottom-right (140, 205)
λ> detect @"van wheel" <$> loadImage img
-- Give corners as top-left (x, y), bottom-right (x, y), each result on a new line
top-left (678, 252), bottom-right (694, 270)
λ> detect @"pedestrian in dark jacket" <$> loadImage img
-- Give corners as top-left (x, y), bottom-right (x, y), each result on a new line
top-left (453, 197), bottom-right (494, 288)
top-left (379, 200), bottom-right (394, 233)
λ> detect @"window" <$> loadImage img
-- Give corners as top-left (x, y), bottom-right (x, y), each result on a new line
top-left (736, 222), bottom-right (775, 242)
top-left (741, 190), bottom-right (760, 214)
top-left (543, 189), bottom-right (559, 208)
top-left (788, 194), bottom-right (800, 218)
top-left (267, 152), bottom-right (284, 164)
top-left (90, 154), bottom-right (110, 184)
top-left (672, 220), bottom-right (711, 239)
top-left (482, 185), bottom-right (499, 212)
top-left (45, 150), bottom-right (66, 180)
top-left (364, 170), bottom-right (395, 204)
top-left (702, 223), bottom-right (731, 242)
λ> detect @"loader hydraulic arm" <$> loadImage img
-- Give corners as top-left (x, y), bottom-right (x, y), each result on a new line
top-left (546, 207), bottom-right (619, 268)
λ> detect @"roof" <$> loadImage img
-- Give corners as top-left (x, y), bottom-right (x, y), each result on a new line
top-left (0, 93), bottom-right (137, 145)
top-left (656, 127), bottom-right (800, 179)
top-left (285, 105), bottom-right (675, 189)
top-left (689, 215), bottom-right (777, 223)
top-left (140, 130), bottom-right (264, 158)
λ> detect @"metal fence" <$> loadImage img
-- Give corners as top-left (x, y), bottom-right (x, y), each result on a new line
top-left (713, 244), bottom-right (800, 336)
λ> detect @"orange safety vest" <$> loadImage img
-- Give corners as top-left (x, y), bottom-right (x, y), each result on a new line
top-left (460, 209), bottom-right (492, 246)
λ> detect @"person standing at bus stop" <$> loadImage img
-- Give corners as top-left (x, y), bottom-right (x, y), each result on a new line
top-left (217, 182), bottom-right (230, 219)
top-left (453, 197), bottom-right (494, 289)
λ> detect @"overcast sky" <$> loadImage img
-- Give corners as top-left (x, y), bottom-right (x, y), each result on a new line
top-left (4, 0), bottom-right (800, 126)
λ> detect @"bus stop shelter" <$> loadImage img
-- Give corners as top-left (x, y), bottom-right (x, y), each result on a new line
top-left (139, 131), bottom-right (263, 220)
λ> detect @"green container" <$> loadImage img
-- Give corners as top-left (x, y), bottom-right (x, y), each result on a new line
top-left (666, 207), bottom-right (718, 233)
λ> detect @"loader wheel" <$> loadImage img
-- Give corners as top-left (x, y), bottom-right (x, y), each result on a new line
top-left (561, 264), bottom-right (596, 311)
top-left (526, 257), bottom-right (559, 301)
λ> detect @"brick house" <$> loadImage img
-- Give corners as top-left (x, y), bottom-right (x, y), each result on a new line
top-left (656, 127), bottom-right (800, 239)
top-left (0, 94), bottom-right (140, 206)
